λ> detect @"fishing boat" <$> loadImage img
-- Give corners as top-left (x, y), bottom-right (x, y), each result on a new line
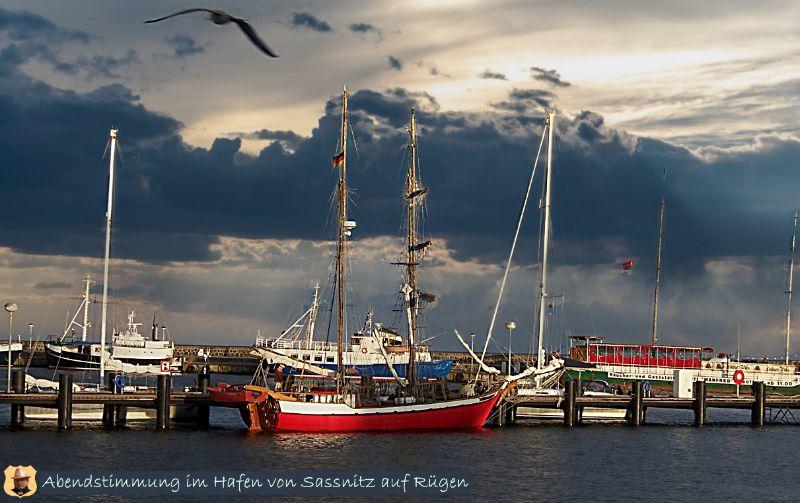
top-left (0, 342), bottom-right (22, 365)
top-left (43, 129), bottom-right (180, 376)
top-left (253, 286), bottom-right (453, 379)
top-left (28, 128), bottom-right (186, 423)
top-left (225, 88), bottom-right (555, 432)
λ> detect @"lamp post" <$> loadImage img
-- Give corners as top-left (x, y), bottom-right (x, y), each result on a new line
top-left (5, 302), bottom-right (18, 392)
top-left (505, 321), bottom-right (516, 377)
top-left (28, 323), bottom-right (33, 347)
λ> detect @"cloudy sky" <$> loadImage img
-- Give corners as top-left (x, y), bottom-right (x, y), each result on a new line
top-left (1, 1), bottom-right (799, 357)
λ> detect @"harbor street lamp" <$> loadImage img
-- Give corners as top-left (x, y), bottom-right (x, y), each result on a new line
top-left (5, 302), bottom-right (18, 392)
top-left (28, 323), bottom-right (33, 347)
top-left (505, 321), bottom-right (516, 377)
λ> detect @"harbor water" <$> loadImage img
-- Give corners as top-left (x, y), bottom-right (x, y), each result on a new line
top-left (0, 370), bottom-right (798, 501)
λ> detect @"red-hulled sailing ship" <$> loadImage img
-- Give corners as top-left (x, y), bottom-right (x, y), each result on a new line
top-left (211, 87), bottom-right (560, 432)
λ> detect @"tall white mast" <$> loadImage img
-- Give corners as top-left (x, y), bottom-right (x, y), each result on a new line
top-left (81, 275), bottom-right (92, 341)
top-left (785, 210), bottom-right (798, 365)
top-left (536, 111), bottom-right (555, 370)
top-left (652, 197), bottom-right (665, 346)
top-left (99, 127), bottom-right (118, 379)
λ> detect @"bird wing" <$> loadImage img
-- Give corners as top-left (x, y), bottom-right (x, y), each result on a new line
top-left (144, 8), bottom-right (218, 24)
top-left (231, 18), bottom-right (279, 57)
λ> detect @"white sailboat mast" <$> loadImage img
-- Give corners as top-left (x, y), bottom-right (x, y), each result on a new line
top-left (81, 275), bottom-right (92, 341)
top-left (785, 210), bottom-right (798, 365)
top-left (99, 127), bottom-right (118, 379)
top-left (536, 111), bottom-right (555, 370)
top-left (652, 197), bottom-right (665, 346)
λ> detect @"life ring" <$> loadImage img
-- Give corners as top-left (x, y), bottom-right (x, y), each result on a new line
top-left (114, 374), bottom-right (125, 389)
top-left (733, 369), bottom-right (745, 385)
top-left (360, 347), bottom-right (368, 354)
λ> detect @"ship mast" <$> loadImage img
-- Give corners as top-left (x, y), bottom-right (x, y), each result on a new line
top-left (652, 197), bottom-right (665, 346)
top-left (81, 275), bottom-right (92, 341)
top-left (535, 110), bottom-right (555, 370)
top-left (402, 109), bottom-right (427, 388)
top-left (335, 87), bottom-right (348, 395)
top-left (99, 127), bottom-right (118, 379)
top-left (306, 283), bottom-right (320, 347)
top-left (785, 210), bottom-right (798, 365)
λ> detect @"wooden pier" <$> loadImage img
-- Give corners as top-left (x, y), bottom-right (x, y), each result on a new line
top-left (500, 380), bottom-right (800, 427)
top-left (1, 369), bottom-right (213, 431)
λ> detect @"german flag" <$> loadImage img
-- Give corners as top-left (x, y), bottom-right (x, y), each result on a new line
top-left (332, 151), bottom-right (344, 168)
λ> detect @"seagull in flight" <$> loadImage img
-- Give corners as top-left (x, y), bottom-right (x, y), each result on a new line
top-left (145, 8), bottom-right (278, 58)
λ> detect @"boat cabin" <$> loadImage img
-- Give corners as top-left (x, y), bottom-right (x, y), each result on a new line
top-left (568, 335), bottom-right (713, 369)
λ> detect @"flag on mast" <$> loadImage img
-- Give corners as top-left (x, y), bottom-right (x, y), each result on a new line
top-left (621, 259), bottom-right (634, 271)
top-left (332, 151), bottom-right (344, 168)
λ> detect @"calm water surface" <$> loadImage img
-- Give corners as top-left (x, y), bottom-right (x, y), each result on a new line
top-left (0, 370), bottom-right (797, 501)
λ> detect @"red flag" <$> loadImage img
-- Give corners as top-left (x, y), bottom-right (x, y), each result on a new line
top-left (332, 151), bottom-right (344, 168)
top-left (621, 259), bottom-right (634, 271)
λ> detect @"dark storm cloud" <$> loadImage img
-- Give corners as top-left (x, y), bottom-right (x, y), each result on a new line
top-left (290, 12), bottom-right (332, 33)
top-left (33, 281), bottom-right (71, 290)
top-left (530, 66), bottom-right (571, 87)
top-left (479, 69), bottom-right (507, 80)
top-left (1, 9), bottom-right (798, 276)
top-left (387, 55), bottom-right (402, 70)
top-left (76, 49), bottom-right (140, 79)
top-left (492, 88), bottom-right (557, 111)
top-left (165, 34), bottom-right (205, 58)
top-left (349, 22), bottom-right (381, 36)
top-left (234, 129), bottom-right (306, 150)
top-left (0, 6), bottom-right (91, 43)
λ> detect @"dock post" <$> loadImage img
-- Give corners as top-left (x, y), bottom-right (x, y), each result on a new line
top-left (103, 371), bottom-right (117, 428)
top-left (575, 380), bottom-right (584, 425)
top-left (564, 379), bottom-right (576, 427)
top-left (197, 365), bottom-right (211, 428)
top-left (57, 373), bottom-right (73, 430)
top-left (752, 381), bottom-right (766, 427)
top-left (156, 374), bottom-right (171, 430)
top-left (505, 403), bottom-right (515, 425)
top-left (497, 400), bottom-right (505, 427)
top-left (693, 380), bottom-right (706, 426)
top-left (10, 369), bottom-right (25, 427)
top-left (629, 380), bottom-right (643, 426)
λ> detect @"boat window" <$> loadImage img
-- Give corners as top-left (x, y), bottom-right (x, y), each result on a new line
top-left (326, 356), bottom-right (335, 363)
top-left (302, 354), bottom-right (310, 360)
top-left (597, 346), bottom-right (617, 357)
top-left (290, 354), bottom-right (298, 360)
top-left (314, 355), bottom-right (322, 362)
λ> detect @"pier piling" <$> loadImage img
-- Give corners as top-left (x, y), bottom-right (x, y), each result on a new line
top-left (564, 380), bottom-right (576, 427)
top-left (197, 365), bottom-right (211, 428)
top-left (752, 381), bottom-right (766, 427)
top-left (57, 373), bottom-right (72, 430)
top-left (103, 371), bottom-right (117, 428)
top-left (693, 380), bottom-right (706, 426)
top-left (10, 369), bottom-right (25, 427)
top-left (156, 374), bottom-right (171, 430)
top-left (629, 380), bottom-right (643, 426)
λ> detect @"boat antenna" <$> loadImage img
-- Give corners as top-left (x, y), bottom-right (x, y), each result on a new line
top-left (785, 210), bottom-right (798, 365)
top-left (99, 126), bottom-right (118, 380)
top-left (651, 169), bottom-right (667, 347)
